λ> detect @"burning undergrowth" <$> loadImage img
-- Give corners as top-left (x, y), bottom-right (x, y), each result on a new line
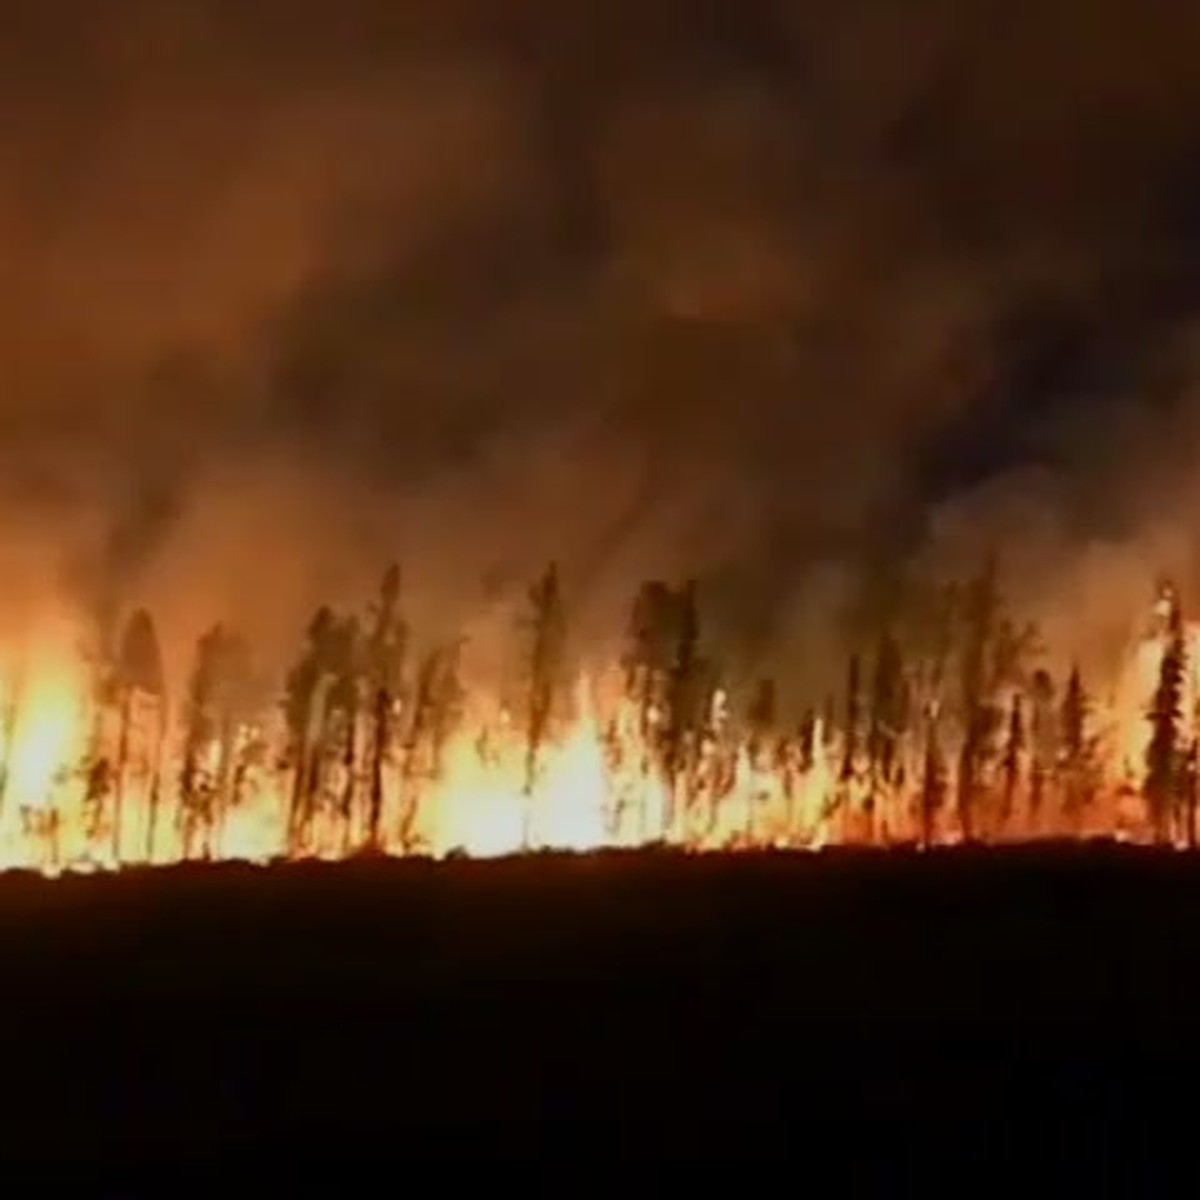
top-left (0, 551), bottom-right (1190, 877)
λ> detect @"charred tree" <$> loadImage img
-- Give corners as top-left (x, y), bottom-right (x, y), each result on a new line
top-left (999, 691), bottom-right (1024, 832)
top-left (666, 582), bottom-right (701, 754)
top-left (405, 651), bottom-right (439, 768)
top-left (1186, 739), bottom-right (1199, 850)
top-left (1061, 667), bottom-right (1085, 766)
top-left (919, 702), bottom-right (945, 849)
top-left (322, 615), bottom-right (364, 853)
top-left (957, 556), bottom-right (1001, 842)
top-left (798, 708), bottom-right (816, 772)
top-left (367, 678), bottom-right (392, 850)
top-left (624, 580), bottom-right (677, 760)
top-left (1058, 665), bottom-right (1096, 831)
top-left (0, 663), bottom-right (21, 832)
top-left (522, 563), bottom-right (567, 803)
top-left (867, 631), bottom-right (905, 826)
top-left (284, 606), bottom-right (338, 851)
top-left (1029, 669), bottom-right (1057, 825)
top-left (178, 626), bottom-right (233, 854)
top-left (365, 564), bottom-right (407, 850)
top-left (180, 627), bottom-right (220, 860)
top-left (430, 641), bottom-right (466, 774)
top-left (217, 634), bottom-right (253, 827)
top-left (1146, 604), bottom-right (1186, 844)
top-left (112, 609), bottom-right (166, 863)
top-left (77, 606), bottom-right (119, 846)
top-left (839, 652), bottom-right (863, 837)
top-left (664, 580), bottom-right (707, 827)
top-left (841, 653), bottom-right (862, 783)
top-left (902, 578), bottom-right (960, 836)
top-left (180, 624), bottom-right (252, 860)
top-left (399, 642), bottom-right (465, 844)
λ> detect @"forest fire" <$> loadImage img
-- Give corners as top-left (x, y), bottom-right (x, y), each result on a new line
top-left (0, 561), bottom-right (1193, 876)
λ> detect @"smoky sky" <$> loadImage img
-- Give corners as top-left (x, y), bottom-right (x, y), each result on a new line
top-left (3, 0), bottom-right (1200, 696)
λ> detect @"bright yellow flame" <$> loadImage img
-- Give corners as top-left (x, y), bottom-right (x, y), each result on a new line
top-left (1, 633), bottom-right (87, 813)
top-left (1111, 618), bottom-right (1200, 783)
top-left (0, 588), bottom-right (1190, 875)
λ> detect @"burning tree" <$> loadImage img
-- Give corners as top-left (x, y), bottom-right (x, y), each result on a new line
top-left (1058, 665), bottom-right (1099, 834)
top-left (624, 581), bottom-right (677, 756)
top-left (323, 614), bottom-right (365, 853)
top-left (919, 700), bottom-right (945, 849)
top-left (111, 609), bottom-right (167, 863)
top-left (956, 556), bottom-right (1002, 842)
top-left (664, 580), bottom-right (714, 833)
top-left (1000, 691), bottom-right (1025, 831)
top-left (838, 652), bottom-right (865, 838)
top-left (665, 584), bottom-right (700, 757)
top-left (903, 577), bottom-right (960, 842)
top-left (179, 624), bottom-right (253, 860)
top-left (1146, 592), bottom-right (1187, 844)
top-left (0, 542), bottom-right (1197, 874)
top-left (364, 565), bottom-right (407, 850)
top-left (798, 708), bottom-right (816, 771)
top-left (522, 563), bottom-right (567, 803)
top-left (840, 653), bottom-right (862, 784)
top-left (399, 639), bottom-right (466, 848)
top-left (867, 631), bottom-right (906, 837)
top-left (1028, 669), bottom-right (1058, 827)
top-left (283, 606), bottom-right (339, 851)
top-left (1183, 739), bottom-right (1199, 849)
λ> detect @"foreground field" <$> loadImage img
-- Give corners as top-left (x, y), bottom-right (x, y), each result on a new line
top-left (0, 843), bottom-right (1195, 1156)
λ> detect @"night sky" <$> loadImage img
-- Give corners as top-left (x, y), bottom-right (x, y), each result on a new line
top-left (3, 0), bottom-right (1200, 693)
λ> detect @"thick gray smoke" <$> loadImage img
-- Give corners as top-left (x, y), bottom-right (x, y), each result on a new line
top-left (2, 0), bottom-right (1200, 700)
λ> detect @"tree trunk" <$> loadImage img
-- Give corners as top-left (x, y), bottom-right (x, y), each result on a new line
top-left (112, 689), bottom-right (132, 864)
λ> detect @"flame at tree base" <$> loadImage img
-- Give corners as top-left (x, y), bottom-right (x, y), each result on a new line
top-left (0, 674), bottom-right (1171, 880)
top-left (0, 572), bottom-right (1194, 878)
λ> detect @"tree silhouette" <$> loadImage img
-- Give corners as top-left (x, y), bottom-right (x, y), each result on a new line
top-left (1028, 669), bottom-right (1057, 825)
top-left (1059, 665), bottom-right (1096, 831)
top-left (919, 701), bottom-right (945, 849)
top-left (868, 631), bottom-right (905, 823)
top-left (624, 580), bottom-right (677, 773)
top-left (401, 639), bottom-right (466, 838)
top-left (841, 653), bottom-right (862, 784)
top-left (797, 708), bottom-right (816, 772)
top-left (284, 605), bottom-right (339, 850)
top-left (522, 563), bottom-right (567, 802)
top-left (112, 609), bottom-right (166, 862)
top-left (1146, 602), bottom-right (1186, 844)
top-left (180, 624), bottom-right (223, 859)
top-left (1000, 691), bottom-right (1024, 830)
top-left (1184, 739), bottom-right (1199, 849)
top-left (665, 580), bottom-right (709, 830)
top-left (365, 564), bottom-right (407, 849)
top-left (957, 556), bottom-right (1001, 842)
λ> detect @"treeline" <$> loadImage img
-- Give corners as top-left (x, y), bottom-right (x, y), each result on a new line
top-left (1, 556), bottom-right (1193, 861)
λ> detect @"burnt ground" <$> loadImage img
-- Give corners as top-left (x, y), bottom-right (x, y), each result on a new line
top-left (0, 843), bottom-right (1193, 1163)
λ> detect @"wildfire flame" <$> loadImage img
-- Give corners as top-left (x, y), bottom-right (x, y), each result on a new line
top-left (0, 582), bottom-right (1191, 878)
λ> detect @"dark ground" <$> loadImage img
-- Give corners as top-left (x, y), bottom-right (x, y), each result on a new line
top-left (0, 843), bottom-right (1193, 1163)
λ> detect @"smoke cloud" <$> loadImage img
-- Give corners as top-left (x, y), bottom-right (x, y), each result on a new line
top-left (3, 0), bottom-right (1200, 700)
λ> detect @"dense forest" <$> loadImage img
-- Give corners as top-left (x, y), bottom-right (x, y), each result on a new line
top-left (0, 557), bottom-right (1191, 874)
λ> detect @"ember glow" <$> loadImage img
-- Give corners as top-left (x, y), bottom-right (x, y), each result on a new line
top-left (0, 565), bottom-right (1195, 876)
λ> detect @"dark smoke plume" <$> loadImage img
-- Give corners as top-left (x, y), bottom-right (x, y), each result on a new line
top-left (2, 0), bottom-right (1200, 700)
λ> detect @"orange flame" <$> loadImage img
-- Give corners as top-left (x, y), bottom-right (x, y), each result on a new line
top-left (0, 589), bottom-right (1190, 876)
